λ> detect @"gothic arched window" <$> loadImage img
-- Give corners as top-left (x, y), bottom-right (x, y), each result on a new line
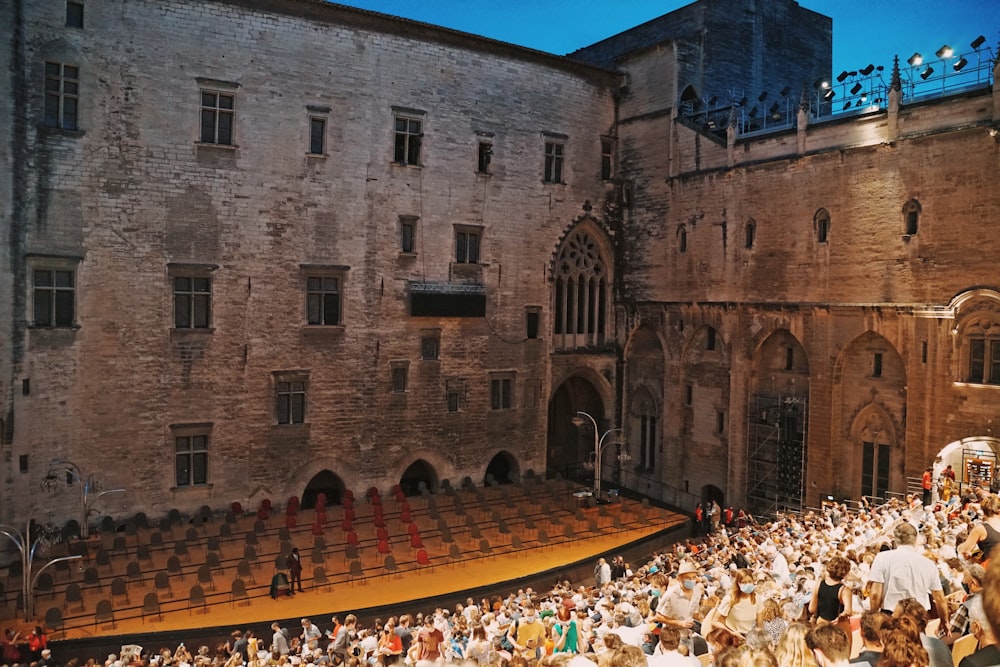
top-left (553, 227), bottom-right (610, 349)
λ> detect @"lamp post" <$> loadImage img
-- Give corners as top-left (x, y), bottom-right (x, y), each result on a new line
top-left (0, 514), bottom-right (82, 621)
top-left (572, 411), bottom-right (624, 501)
top-left (43, 460), bottom-right (125, 539)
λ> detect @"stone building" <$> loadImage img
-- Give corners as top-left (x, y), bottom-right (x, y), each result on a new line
top-left (0, 0), bottom-right (997, 532)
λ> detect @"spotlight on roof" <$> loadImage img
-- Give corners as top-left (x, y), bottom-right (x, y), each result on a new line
top-left (850, 82), bottom-right (863, 95)
top-left (842, 101), bottom-right (852, 111)
top-left (953, 57), bottom-right (968, 72)
top-left (935, 45), bottom-right (953, 59)
top-left (860, 64), bottom-right (875, 76)
top-left (812, 78), bottom-right (824, 90)
top-left (738, 96), bottom-right (748, 107)
top-left (749, 106), bottom-right (759, 119)
top-left (707, 95), bottom-right (718, 106)
top-left (769, 102), bottom-right (781, 116)
top-left (823, 89), bottom-right (835, 101)
top-left (780, 86), bottom-right (791, 97)
top-left (860, 92), bottom-right (868, 102)
top-left (920, 66), bottom-right (935, 80)
top-left (758, 91), bottom-right (768, 102)
top-left (836, 70), bottom-right (850, 82)
top-left (971, 35), bottom-right (986, 50)
top-left (907, 52), bottom-right (923, 66)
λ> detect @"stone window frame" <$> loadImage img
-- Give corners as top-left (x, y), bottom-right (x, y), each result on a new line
top-left (489, 372), bottom-right (515, 411)
top-left (399, 216), bottom-right (418, 255)
top-left (44, 61), bottom-right (80, 131)
top-left (814, 208), bottom-right (830, 244)
top-left (902, 199), bottom-right (921, 237)
top-left (454, 224), bottom-right (482, 265)
top-left (390, 360), bottom-right (409, 393)
top-left (196, 77), bottom-right (239, 147)
top-left (66, 1), bottom-right (85, 28)
top-left (274, 370), bottom-right (309, 425)
top-left (171, 422), bottom-right (212, 489)
top-left (306, 105), bottom-right (330, 157)
top-left (420, 330), bottom-right (441, 361)
top-left (300, 264), bottom-right (349, 329)
top-left (392, 106), bottom-right (425, 167)
top-left (542, 133), bottom-right (566, 184)
top-left (476, 132), bottom-right (494, 174)
top-left (677, 224), bottom-right (688, 253)
top-left (168, 263), bottom-right (218, 332)
top-left (744, 219), bottom-right (756, 250)
top-left (958, 314), bottom-right (1000, 386)
top-left (600, 136), bottom-right (616, 181)
top-left (27, 254), bottom-right (81, 328)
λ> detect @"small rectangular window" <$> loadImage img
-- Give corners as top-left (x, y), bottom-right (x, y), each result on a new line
top-left (447, 391), bottom-right (460, 412)
top-left (66, 1), bottom-right (84, 28)
top-left (306, 276), bottom-right (341, 326)
top-left (455, 227), bottom-right (481, 264)
top-left (685, 384), bottom-right (693, 406)
top-left (544, 141), bottom-right (564, 183)
top-left (33, 268), bottom-right (75, 327)
top-left (526, 309), bottom-right (540, 340)
top-left (716, 411), bottom-right (725, 434)
top-left (421, 336), bottom-right (440, 360)
top-left (706, 327), bottom-right (716, 351)
top-left (400, 218), bottom-right (416, 254)
top-left (44, 62), bottom-right (79, 130)
top-left (22, 379), bottom-right (30, 396)
top-left (19, 455), bottom-right (28, 473)
top-left (276, 381), bottom-right (306, 424)
top-left (478, 140), bottom-right (492, 173)
top-left (785, 347), bottom-right (794, 371)
top-left (200, 90), bottom-right (234, 145)
top-left (871, 352), bottom-right (883, 378)
top-left (921, 341), bottom-right (928, 364)
top-left (309, 117), bottom-right (326, 155)
top-left (174, 276), bottom-right (212, 329)
top-left (394, 115), bottom-right (422, 166)
top-left (600, 138), bottom-right (615, 180)
top-left (391, 364), bottom-right (408, 393)
top-left (490, 378), bottom-right (513, 410)
top-left (175, 434), bottom-right (209, 487)
top-left (970, 339), bottom-right (986, 383)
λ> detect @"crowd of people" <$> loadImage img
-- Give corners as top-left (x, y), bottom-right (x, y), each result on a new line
top-left (13, 484), bottom-right (1000, 667)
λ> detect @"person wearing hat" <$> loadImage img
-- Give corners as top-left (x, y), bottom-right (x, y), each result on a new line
top-left (867, 522), bottom-right (950, 638)
top-left (653, 561), bottom-right (704, 634)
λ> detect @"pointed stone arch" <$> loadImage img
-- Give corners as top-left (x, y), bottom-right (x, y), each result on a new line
top-left (547, 373), bottom-right (610, 484)
top-left (301, 469), bottom-right (345, 509)
top-left (624, 325), bottom-right (665, 476)
top-left (848, 402), bottom-right (900, 502)
top-left (549, 218), bottom-right (614, 350)
top-left (483, 450), bottom-right (519, 486)
top-left (398, 458), bottom-right (439, 497)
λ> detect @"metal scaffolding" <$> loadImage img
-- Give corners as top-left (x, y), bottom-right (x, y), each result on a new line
top-left (746, 394), bottom-right (808, 518)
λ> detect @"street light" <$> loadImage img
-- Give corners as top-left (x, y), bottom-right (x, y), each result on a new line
top-left (42, 460), bottom-right (125, 539)
top-left (0, 514), bottom-right (82, 621)
top-left (572, 411), bottom-right (625, 501)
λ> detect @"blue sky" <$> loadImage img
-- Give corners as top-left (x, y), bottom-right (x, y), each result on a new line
top-left (331, 0), bottom-right (999, 81)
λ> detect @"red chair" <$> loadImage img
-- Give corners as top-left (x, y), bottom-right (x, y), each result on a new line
top-left (316, 492), bottom-right (328, 510)
top-left (377, 526), bottom-right (389, 542)
top-left (314, 510), bottom-right (327, 525)
top-left (346, 531), bottom-right (359, 547)
top-left (343, 489), bottom-right (355, 504)
top-left (376, 539), bottom-right (390, 562)
top-left (367, 487), bottom-right (380, 501)
top-left (231, 501), bottom-right (244, 516)
top-left (285, 514), bottom-right (298, 530)
top-left (311, 521), bottom-right (324, 536)
top-left (416, 548), bottom-right (430, 567)
top-left (392, 485), bottom-right (405, 503)
top-left (374, 515), bottom-right (386, 530)
top-left (410, 533), bottom-right (423, 550)
top-left (400, 507), bottom-right (411, 524)
top-left (373, 505), bottom-right (384, 521)
top-left (407, 523), bottom-right (420, 538)
top-left (340, 517), bottom-right (353, 533)
top-left (257, 506), bottom-right (269, 521)
top-left (286, 496), bottom-right (300, 515)
top-left (400, 499), bottom-right (411, 513)
top-left (343, 507), bottom-right (355, 522)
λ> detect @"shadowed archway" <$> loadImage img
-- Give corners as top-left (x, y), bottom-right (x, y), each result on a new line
top-left (399, 459), bottom-right (439, 497)
top-left (302, 469), bottom-right (344, 509)
top-left (547, 375), bottom-right (606, 483)
top-left (484, 451), bottom-right (519, 486)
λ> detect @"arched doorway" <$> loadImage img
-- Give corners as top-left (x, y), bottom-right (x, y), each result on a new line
top-left (935, 437), bottom-right (1000, 497)
top-left (399, 459), bottom-right (438, 497)
top-left (302, 470), bottom-right (344, 510)
top-left (484, 451), bottom-right (519, 486)
top-left (701, 484), bottom-right (724, 507)
top-left (547, 375), bottom-right (606, 483)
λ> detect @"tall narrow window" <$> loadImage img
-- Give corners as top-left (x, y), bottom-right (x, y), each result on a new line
top-left (525, 308), bottom-right (540, 340)
top-left (706, 327), bottom-right (716, 351)
top-left (544, 141), bottom-right (564, 183)
top-left (175, 433), bottom-right (209, 487)
top-left (552, 227), bottom-right (609, 349)
top-left (600, 137), bottom-right (615, 180)
top-left (391, 365), bottom-right (408, 392)
top-left (306, 276), bottom-right (341, 326)
top-left (966, 334), bottom-right (1000, 385)
top-left (33, 269), bottom-right (75, 327)
top-left (871, 352), bottom-right (883, 378)
top-left (903, 199), bottom-right (921, 236)
top-left (174, 276), bottom-right (211, 329)
top-left (716, 411), bottom-right (726, 434)
top-left (490, 376), bottom-right (513, 410)
top-left (678, 225), bottom-right (688, 253)
top-left (44, 62), bottom-right (79, 130)
top-left (394, 115), bottom-right (422, 166)
top-left (639, 414), bottom-right (656, 470)
top-left (276, 380), bottom-right (306, 424)
top-left (200, 90), bottom-right (234, 145)
top-left (861, 441), bottom-right (890, 500)
top-left (785, 347), bottom-right (794, 371)
top-left (66, 1), bottom-right (84, 28)
top-left (815, 208), bottom-right (830, 244)
top-left (421, 335), bottom-right (440, 360)
top-left (745, 220), bottom-right (756, 249)
top-left (309, 117), bottom-right (326, 155)
top-left (455, 227), bottom-right (481, 264)
top-left (399, 217), bottom-right (416, 254)
top-left (477, 139), bottom-right (492, 173)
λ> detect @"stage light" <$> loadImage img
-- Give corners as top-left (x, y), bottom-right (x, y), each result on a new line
top-left (920, 66), bottom-right (934, 80)
top-left (823, 89), bottom-right (835, 101)
top-left (707, 95), bottom-right (718, 106)
top-left (758, 91), bottom-right (768, 102)
top-left (769, 102), bottom-right (781, 116)
top-left (860, 92), bottom-right (868, 102)
top-left (812, 78), bottom-right (824, 90)
top-left (907, 52), bottom-right (922, 66)
top-left (843, 101), bottom-right (851, 111)
top-left (971, 35), bottom-right (986, 50)
top-left (850, 82), bottom-right (863, 95)
top-left (935, 45), bottom-right (953, 59)
top-left (953, 57), bottom-right (968, 72)
top-left (836, 70), bottom-right (850, 82)
top-left (749, 106), bottom-right (759, 119)
top-left (738, 96), bottom-right (748, 107)
top-left (860, 64), bottom-right (875, 76)
top-left (780, 86), bottom-right (791, 97)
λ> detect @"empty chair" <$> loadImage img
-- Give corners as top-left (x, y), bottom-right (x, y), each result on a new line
top-left (230, 578), bottom-right (250, 607)
top-left (523, 516), bottom-right (536, 531)
top-left (479, 538), bottom-right (493, 559)
top-left (189, 513), bottom-right (205, 529)
top-left (587, 519), bottom-right (600, 533)
top-left (35, 572), bottom-right (54, 598)
top-left (95, 549), bottom-right (112, 571)
top-left (313, 535), bottom-right (327, 551)
top-left (189, 584), bottom-right (207, 614)
top-left (142, 592), bottom-right (161, 623)
top-left (206, 551), bottom-right (224, 573)
top-left (94, 599), bottom-right (115, 629)
top-left (511, 534), bottom-right (524, 552)
top-left (448, 543), bottom-right (463, 567)
top-left (225, 511), bottom-right (239, 526)
top-left (219, 523), bottom-right (233, 538)
top-left (376, 539), bottom-right (391, 563)
top-left (112, 535), bottom-right (128, 555)
top-left (236, 558), bottom-right (256, 584)
top-left (197, 564), bottom-right (215, 591)
top-left (244, 531), bottom-right (259, 548)
top-left (110, 577), bottom-right (129, 604)
top-left (469, 525), bottom-right (483, 540)
top-left (497, 519), bottom-right (511, 537)
top-left (199, 505), bottom-right (213, 523)
top-left (310, 546), bottom-right (325, 566)
top-left (133, 512), bottom-right (150, 530)
top-left (166, 555), bottom-right (183, 576)
top-left (348, 559), bottom-right (364, 586)
top-left (536, 528), bottom-right (550, 548)
top-left (168, 508), bottom-right (183, 525)
top-left (230, 501), bottom-right (244, 517)
top-left (273, 554), bottom-right (285, 571)
top-left (44, 607), bottom-right (64, 637)
top-left (154, 571), bottom-right (173, 597)
top-left (243, 544), bottom-right (259, 566)
top-left (126, 561), bottom-right (142, 583)
top-left (99, 515), bottom-right (116, 534)
top-left (83, 566), bottom-right (102, 590)
top-left (206, 536), bottom-right (221, 554)
top-left (174, 540), bottom-right (190, 562)
top-left (416, 549), bottom-right (431, 567)
top-left (63, 583), bottom-right (84, 612)
top-left (439, 526), bottom-right (454, 544)
top-left (137, 544), bottom-right (152, 564)
top-left (409, 533), bottom-right (423, 550)
top-left (253, 519), bottom-right (267, 535)
top-left (156, 519), bottom-right (173, 540)
top-left (62, 519), bottom-right (81, 542)
top-left (383, 554), bottom-right (400, 578)
top-left (186, 527), bottom-right (199, 542)
top-left (278, 527), bottom-right (291, 542)
top-left (345, 531), bottom-right (359, 547)
top-left (376, 526), bottom-right (389, 542)
top-left (313, 566), bottom-right (331, 592)
top-left (149, 531), bottom-right (165, 548)
top-left (344, 543), bottom-right (360, 563)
